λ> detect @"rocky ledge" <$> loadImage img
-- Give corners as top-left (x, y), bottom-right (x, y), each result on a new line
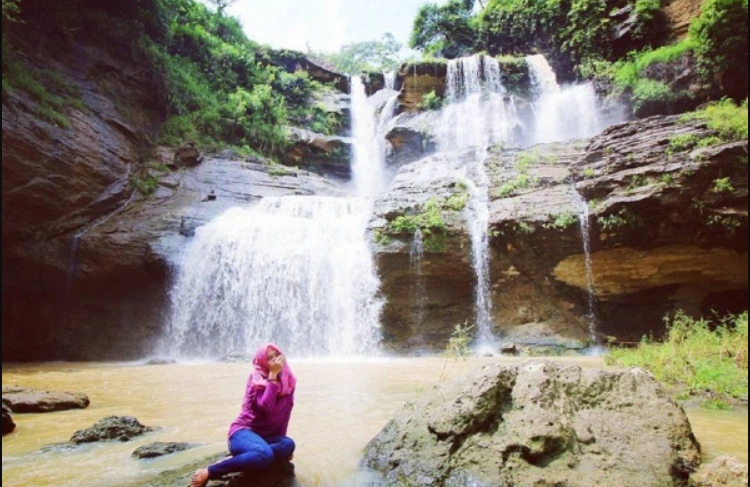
top-left (2, 387), bottom-right (90, 413)
top-left (363, 360), bottom-right (701, 487)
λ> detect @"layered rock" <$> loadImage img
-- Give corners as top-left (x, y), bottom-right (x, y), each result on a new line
top-left (283, 127), bottom-right (352, 178)
top-left (2, 387), bottom-right (90, 413)
top-left (364, 360), bottom-right (702, 487)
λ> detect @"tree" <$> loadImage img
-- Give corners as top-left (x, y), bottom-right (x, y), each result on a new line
top-left (409, 0), bottom-right (477, 58)
top-left (207, 0), bottom-right (238, 16)
top-left (316, 33), bottom-right (403, 75)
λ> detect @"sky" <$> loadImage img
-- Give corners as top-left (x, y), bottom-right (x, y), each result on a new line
top-left (222, 0), bottom-right (433, 53)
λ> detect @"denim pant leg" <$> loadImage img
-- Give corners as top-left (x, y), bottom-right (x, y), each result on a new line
top-left (207, 430), bottom-right (275, 479)
top-left (265, 436), bottom-right (296, 462)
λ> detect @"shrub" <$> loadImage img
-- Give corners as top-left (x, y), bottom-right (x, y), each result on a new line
top-left (684, 99), bottom-right (749, 142)
top-left (608, 312), bottom-right (749, 403)
top-left (422, 90), bottom-right (444, 110)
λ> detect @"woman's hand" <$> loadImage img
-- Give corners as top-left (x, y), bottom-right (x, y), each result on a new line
top-left (268, 354), bottom-right (286, 378)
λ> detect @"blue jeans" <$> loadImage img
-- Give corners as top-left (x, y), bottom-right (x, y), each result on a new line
top-left (208, 429), bottom-right (296, 479)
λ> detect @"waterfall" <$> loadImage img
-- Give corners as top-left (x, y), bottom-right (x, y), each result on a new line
top-left (165, 197), bottom-right (383, 359)
top-left (526, 54), bottom-right (604, 144)
top-left (410, 230), bottom-right (426, 329)
top-left (572, 190), bottom-right (601, 343)
top-left (438, 55), bottom-right (522, 151)
top-left (463, 149), bottom-right (496, 349)
top-left (384, 71), bottom-right (397, 91)
top-left (163, 78), bottom-right (394, 360)
top-left (350, 76), bottom-right (386, 198)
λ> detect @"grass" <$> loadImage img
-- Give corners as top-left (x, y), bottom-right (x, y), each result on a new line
top-left (683, 99), bottom-right (749, 142)
top-left (614, 39), bottom-right (699, 89)
top-left (607, 312), bottom-right (749, 406)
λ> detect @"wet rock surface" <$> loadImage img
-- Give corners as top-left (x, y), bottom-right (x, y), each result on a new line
top-left (71, 416), bottom-right (155, 444)
top-left (2, 404), bottom-right (16, 436)
top-left (283, 127), bottom-right (353, 178)
top-left (364, 360), bottom-right (702, 487)
top-left (133, 442), bottom-right (201, 460)
top-left (2, 387), bottom-right (90, 413)
top-left (123, 453), bottom-right (300, 487)
top-left (691, 456), bottom-right (749, 487)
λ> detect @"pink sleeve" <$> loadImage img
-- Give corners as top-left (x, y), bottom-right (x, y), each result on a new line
top-left (254, 381), bottom-right (280, 415)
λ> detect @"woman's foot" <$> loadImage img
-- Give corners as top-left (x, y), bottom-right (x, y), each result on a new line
top-left (190, 468), bottom-right (210, 487)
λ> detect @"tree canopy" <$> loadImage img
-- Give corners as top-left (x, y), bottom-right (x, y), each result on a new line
top-left (313, 33), bottom-right (404, 75)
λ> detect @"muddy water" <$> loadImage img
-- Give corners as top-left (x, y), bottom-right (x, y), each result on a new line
top-left (2, 358), bottom-right (747, 487)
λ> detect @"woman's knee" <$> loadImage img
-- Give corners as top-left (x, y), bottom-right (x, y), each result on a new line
top-left (256, 445), bottom-right (275, 469)
top-left (279, 437), bottom-right (296, 457)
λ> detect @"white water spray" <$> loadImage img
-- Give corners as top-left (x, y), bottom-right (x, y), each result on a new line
top-left (165, 197), bottom-right (383, 359)
top-left (526, 54), bottom-right (605, 144)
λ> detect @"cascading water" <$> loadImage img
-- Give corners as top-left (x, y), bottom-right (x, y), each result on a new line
top-left (164, 76), bottom-right (391, 360)
top-left (572, 190), bottom-right (601, 343)
top-left (350, 76), bottom-right (386, 198)
top-left (410, 229), bottom-right (427, 329)
top-left (384, 71), bottom-right (396, 91)
top-left (526, 54), bottom-right (604, 144)
top-left (165, 198), bottom-right (383, 359)
top-left (438, 55), bottom-right (522, 151)
top-left (463, 149), bottom-right (496, 349)
top-left (436, 55), bottom-right (520, 350)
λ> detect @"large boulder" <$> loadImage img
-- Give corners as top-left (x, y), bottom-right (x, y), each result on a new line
top-left (691, 456), bottom-right (749, 487)
top-left (364, 361), bottom-right (702, 487)
top-left (2, 404), bottom-right (16, 436)
top-left (71, 416), bottom-right (155, 444)
top-left (2, 387), bottom-right (90, 413)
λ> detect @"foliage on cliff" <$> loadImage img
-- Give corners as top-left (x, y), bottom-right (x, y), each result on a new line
top-left (608, 312), bottom-right (749, 406)
top-left (2, 0), bottom-right (338, 157)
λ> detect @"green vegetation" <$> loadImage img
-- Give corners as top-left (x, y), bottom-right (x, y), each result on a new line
top-left (626, 174), bottom-right (650, 194)
top-left (2, 0), bottom-right (348, 159)
top-left (612, 38), bottom-right (698, 89)
top-left (659, 174), bottom-right (676, 186)
top-left (2, 0), bottom-right (19, 21)
top-left (310, 33), bottom-right (403, 75)
top-left (683, 99), bottom-right (749, 142)
top-left (446, 321), bottom-right (475, 359)
top-left (544, 212), bottom-right (578, 231)
top-left (410, 0), bottom-right (477, 58)
top-left (690, 0), bottom-right (749, 100)
top-left (713, 177), bottom-right (736, 193)
top-left (421, 90), bottom-right (444, 110)
top-left (598, 208), bottom-right (641, 231)
top-left (583, 168), bottom-right (596, 178)
top-left (630, 79), bottom-right (675, 115)
top-left (494, 151), bottom-right (542, 198)
top-left (707, 215), bottom-right (743, 234)
top-left (608, 312), bottom-right (749, 406)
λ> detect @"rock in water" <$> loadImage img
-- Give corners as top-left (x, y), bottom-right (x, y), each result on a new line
top-left (691, 456), bottom-right (749, 487)
top-left (2, 387), bottom-right (90, 413)
top-left (133, 442), bottom-right (200, 459)
top-left (363, 360), bottom-right (701, 487)
top-left (71, 416), bottom-right (155, 444)
top-left (2, 404), bottom-right (16, 436)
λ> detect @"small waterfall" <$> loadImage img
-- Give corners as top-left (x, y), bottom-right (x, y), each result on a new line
top-left (384, 71), bottom-right (397, 91)
top-left (572, 190), bottom-right (601, 343)
top-left (463, 149), bottom-right (495, 349)
top-left (526, 54), bottom-right (604, 144)
top-left (410, 229), bottom-right (427, 329)
top-left (165, 197), bottom-right (383, 359)
top-left (439, 55), bottom-right (521, 151)
top-left (350, 76), bottom-right (385, 198)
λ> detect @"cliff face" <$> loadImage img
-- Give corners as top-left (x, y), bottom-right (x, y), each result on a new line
top-left (373, 116), bottom-right (747, 351)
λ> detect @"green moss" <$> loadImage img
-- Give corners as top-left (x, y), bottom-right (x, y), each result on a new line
top-left (631, 79), bottom-right (675, 113)
top-left (421, 90), bottom-right (444, 111)
top-left (607, 312), bottom-right (749, 403)
top-left (713, 177), bottom-right (736, 193)
top-left (613, 39), bottom-right (698, 89)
